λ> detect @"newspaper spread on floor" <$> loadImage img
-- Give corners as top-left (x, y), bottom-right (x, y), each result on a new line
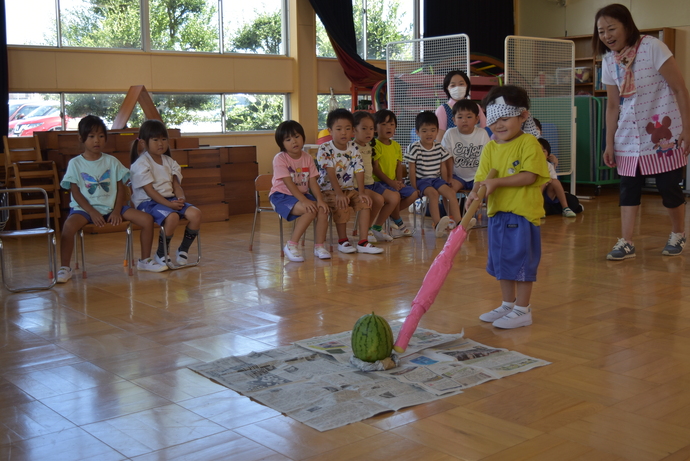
top-left (190, 329), bottom-right (550, 432)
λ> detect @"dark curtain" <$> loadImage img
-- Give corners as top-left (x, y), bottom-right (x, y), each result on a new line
top-left (309, 0), bottom-right (386, 88)
top-left (1, 0), bottom-right (9, 140)
top-left (423, 0), bottom-right (513, 61)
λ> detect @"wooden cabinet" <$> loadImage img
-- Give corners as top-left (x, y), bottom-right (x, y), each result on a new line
top-left (556, 28), bottom-right (675, 96)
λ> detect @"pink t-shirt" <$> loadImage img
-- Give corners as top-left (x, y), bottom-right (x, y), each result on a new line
top-left (270, 151), bottom-right (319, 196)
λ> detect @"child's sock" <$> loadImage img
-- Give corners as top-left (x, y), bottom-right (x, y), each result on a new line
top-left (371, 224), bottom-right (383, 232)
top-left (178, 227), bottom-right (199, 253)
top-left (502, 301), bottom-right (515, 310)
top-left (393, 217), bottom-right (404, 227)
top-left (513, 304), bottom-right (530, 314)
top-left (157, 234), bottom-right (172, 258)
top-left (314, 243), bottom-right (325, 249)
top-left (338, 238), bottom-right (349, 244)
top-left (358, 239), bottom-right (368, 246)
top-left (287, 240), bottom-right (299, 247)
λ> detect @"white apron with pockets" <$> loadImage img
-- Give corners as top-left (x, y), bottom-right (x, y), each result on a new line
top-left (601, 35), bottom-right (686, 176)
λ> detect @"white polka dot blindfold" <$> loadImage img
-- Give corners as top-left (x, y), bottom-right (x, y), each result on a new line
top-left (485, 97), bottom-right (540, 137)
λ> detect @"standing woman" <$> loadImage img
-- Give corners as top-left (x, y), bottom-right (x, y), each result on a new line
top-left (595, 4), bottom-right (690, 260)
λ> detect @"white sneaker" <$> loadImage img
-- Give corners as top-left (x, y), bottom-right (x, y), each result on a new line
top-left (283, 243), bottom-right (304, 262)
top-left (479, 304), bottom-right (514, 322)
top-left (137, 258), bottom-right (168, 272)
top-left (367, 230), bottom-right (378, 243)
top-left (176, 250), bottom-right (189, 266)
top-left (435, 216), bottom-right (450, 238)
top-left (357, 242), bottom-right (384, 254)
top-left (493, 308), bottom-right (532, 329)
top-left (56, 266), bottom-right (72, 283)
top-left (313, 246), bottom-right (332, 260)
top-left (448, 219), bottom-right (457, 230)
top-left (154, 253), bottom-right (172, 267)
top-left (338, 241), bottom-right (357, 254)
top-left (371, 228), bottom-right (393, 242)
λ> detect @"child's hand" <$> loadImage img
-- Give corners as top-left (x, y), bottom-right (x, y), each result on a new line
top-left (169, 199), bottom-right (185, 211)
top-left (317, 200), bottom-right (329, 214)
top-left (548, 154), bottom-right (559, 167)
top-left (465, 191), bottom-right (479, 211)
top-left (482, 178), bottom-right (499, 196)
top-left (360, 193), bottom-right (372, 207)
top-left (393, 180), bottom-right (404, 190)
top-left (107, 213), bottom-right (123, 226)
top-left (90, 211), bottom-right (106, 227)
top-left (335, 192), bottom-right (348, 209)
top-left (300, 198), bottom-right (317, 214)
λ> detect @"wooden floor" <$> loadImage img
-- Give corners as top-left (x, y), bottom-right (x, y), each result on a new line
top-left (2, 187), bottom-right (690, 460)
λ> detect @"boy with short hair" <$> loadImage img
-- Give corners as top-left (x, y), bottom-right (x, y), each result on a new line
top-left (441, 99), bottom-right (491, 193)
top-left (467, 85), bottom-right (550, 329)
top-left (405, 111), bottom-right (462, 237)
top-left (317, 109), bottom-right (383, 254)
top-left (57, 115), bottom-right (166, 283)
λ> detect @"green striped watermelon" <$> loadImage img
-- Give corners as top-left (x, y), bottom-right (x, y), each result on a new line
top-left (351, 312), bottom-right (394, 362)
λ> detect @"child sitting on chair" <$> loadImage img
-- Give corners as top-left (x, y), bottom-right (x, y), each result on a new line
top-left (317, 109), bottom-right (383, 255)
top-left (406, 111), bottom-right (462, 238)
top-left (57, 115), bottom-right (166, 283)
top-left (270, 120), bottom-right (330, 262)
top-left (130, 119), bottom-right (202, 268)
top-left (441, 100), bottom-right (491, 194)
top-left (539, 138), bottom-right (581, 217)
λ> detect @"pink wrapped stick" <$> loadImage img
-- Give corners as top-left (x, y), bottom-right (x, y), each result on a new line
top-left (393, 169), bottom-right (496, 353)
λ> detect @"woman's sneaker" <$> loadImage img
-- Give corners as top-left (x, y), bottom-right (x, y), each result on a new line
top-left (137, 258), bottom-right (168, 272)
top-left (606, 238), bottom-right (635, 260)
top-left (56, 266), bottom-right (72, 283)
top-left (562, 207), bottom-right (577, 217)
top-left (662, 232), bottom-right (686, 256)
top-left (283, 243), bottom-right (304, 262)
top-left (313, 246), bottom-right (332, 260)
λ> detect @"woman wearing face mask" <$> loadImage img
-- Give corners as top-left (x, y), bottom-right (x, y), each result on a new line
top-left (435, 70), bottom-right (487, 141)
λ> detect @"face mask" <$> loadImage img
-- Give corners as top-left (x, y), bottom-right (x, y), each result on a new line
top-left (449, 86), bottom-right (467, 100)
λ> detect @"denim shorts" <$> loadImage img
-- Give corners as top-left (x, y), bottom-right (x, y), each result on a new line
top-left (137, 198), bottom-right (193, 225)
top-left (269, 192), bottom-right (317, 221)
top-left (487, 212), bottom-right (541, 282)
top-left (68, 205), bottom-right (131, 223)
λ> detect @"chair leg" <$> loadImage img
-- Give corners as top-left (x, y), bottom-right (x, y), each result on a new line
top-left (279, 216), bottom-right (284, 258)
top-left (249, 208), bottom-right (260, 251)
top-left (79, 229), bottom-right (87, 278)
top-left (126, 223), bottom-right (134, 276)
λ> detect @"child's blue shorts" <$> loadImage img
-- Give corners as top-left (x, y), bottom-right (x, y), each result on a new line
top-left (368, 181), bottom-right (416, 200)
top-left (269, 192), bottom-right (316, 221)
top-left (137, 198), bottom-right (193, 226)
top-left (68, 205), bottom-right (131, 223)
top-left (452, 174), bottom-right (474, 191)
top-left (487, 212), bottom-right (541, 282)
top-left (417, 177), bottom-right (449, 195)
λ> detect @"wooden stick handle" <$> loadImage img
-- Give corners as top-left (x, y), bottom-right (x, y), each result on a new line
top-left (460, 169), bottom-right (497, 230)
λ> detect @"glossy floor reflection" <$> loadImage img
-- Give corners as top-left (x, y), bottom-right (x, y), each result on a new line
top-left (2, 188), bottom-right (690, 460)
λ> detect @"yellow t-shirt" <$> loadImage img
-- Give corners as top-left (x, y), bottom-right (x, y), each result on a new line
top-left (372, 139), bottom-right (402, 182)
top-left (474, 133), bottom-right (550, 225)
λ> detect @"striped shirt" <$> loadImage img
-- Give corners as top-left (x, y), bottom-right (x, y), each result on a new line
top-left (405, 141), bottom-right (451, 179)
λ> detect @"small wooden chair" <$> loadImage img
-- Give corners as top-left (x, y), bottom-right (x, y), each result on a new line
top-left (0, 187), bottom-right (58, 292)
top-left (3, 136), bottom-right (61, 231)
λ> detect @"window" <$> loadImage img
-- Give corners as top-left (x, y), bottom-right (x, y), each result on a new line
top-left (225, 94), bottom-right (286, 132)
top-left (8, 94), bottom-right (64, 138)
top-left (5, 0), bottom-right (57, 46)
top-left (150, 0), bottom-right (219, 52)
top-left (60, 0), bottom-right (142, 49)
top-left (224, 0), bottom-right (285, 55)
top-left (316, 0), bottom-right (418, 60)
top-left (6, 0), bottom-right (287, 55)
top-left (317, 94), bottom-right (351, 130)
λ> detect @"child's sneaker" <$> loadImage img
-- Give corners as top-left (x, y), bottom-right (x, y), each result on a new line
top-left (313, 246), bottom-right (332, 260)
top-left (137, 258), bottom-right (168, 272)
top-left (176, 250), bottom-right (189, 266)
top-left (283, 243), bottom-right (304, 262)
top-left (435, 216), bottom-right (450, 238)
top-left (448, 219), bottom-right (456, 230)
top-left (493, 308), bottom-right (532, 329)
top-left (367, 230), bottom-right (378, 243)
top-left (56, 266), bottom-right (72, 283)
top-left (154, 253), bottom-right (173, 267)
top-left (562, 207), bottom-right (577, 217)
top-left (479, 304), bottom-right (514, 322)
top-left (357, 242), bottom-right (384, 254)
top-left (370, 228), bottom-right (393, 242)
top-left (662, 232), bottom-right (686, 256)
top-left (606, 238), bottom-right (635, 260)
top-left (337, 241), bottom-right (356, 254)
top-left (390, 219), bottom-right (414, 237)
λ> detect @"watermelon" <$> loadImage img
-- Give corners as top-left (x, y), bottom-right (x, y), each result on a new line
top-left (351, 312), bottom-right (394, 362)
